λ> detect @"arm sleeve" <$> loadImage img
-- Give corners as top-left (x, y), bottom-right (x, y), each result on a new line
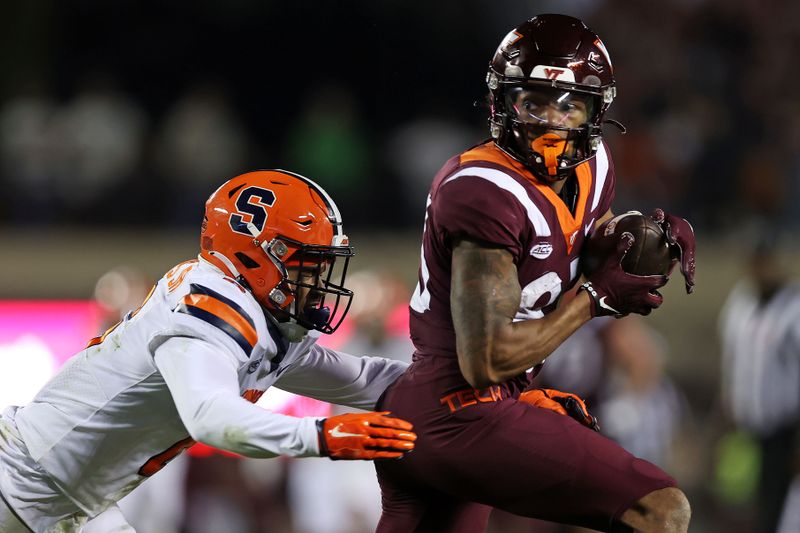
top-left (435, 175), bottom-right (527, 261)
top-left (274, 344), bottom-right (409, 410)
top-left (154, 336), bottom-right (321, 458)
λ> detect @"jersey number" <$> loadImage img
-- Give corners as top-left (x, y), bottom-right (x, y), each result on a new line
top-left (230, 186), bottom-right (276, 236)
top-left (517, 271), bottom-right (563, 319)
top-left (86, 261), bottom-right (195, 349)
top-left (410, 196), bottom-right (432, 313)
top-left (86, 285), bottom-right (156, 348)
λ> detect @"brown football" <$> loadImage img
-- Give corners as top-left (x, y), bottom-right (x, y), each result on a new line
top-left (581, 212), bottom-right (673, 277)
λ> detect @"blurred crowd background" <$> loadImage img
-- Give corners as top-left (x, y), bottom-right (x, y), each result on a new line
top-left (1, 0), bottom-right (800, 532)
top-left (4, 0), bottom-right (800, 231)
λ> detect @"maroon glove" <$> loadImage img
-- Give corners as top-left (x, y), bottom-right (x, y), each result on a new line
top-left (579, 231), bottom-right (668, 317)
top-left (650, 208), bottom-right (696, 294)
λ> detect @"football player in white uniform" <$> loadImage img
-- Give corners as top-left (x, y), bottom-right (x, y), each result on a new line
top-left (0, 170), bottom-right (417, 533)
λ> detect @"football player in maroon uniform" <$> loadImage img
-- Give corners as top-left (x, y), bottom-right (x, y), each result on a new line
top-left (375, 14), bottom-right (696, 533)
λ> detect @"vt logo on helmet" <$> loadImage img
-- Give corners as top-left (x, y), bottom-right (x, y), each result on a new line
top-left (486, 14), bottom-right (618, 181)
top-left (200, 169), bottom-right (354, 336)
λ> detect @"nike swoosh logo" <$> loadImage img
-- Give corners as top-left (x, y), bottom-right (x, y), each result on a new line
top-left (598, 296), bottom-right (620, 315)
top-left (329, 426), bottom-right (363, 439)
top-left (584, 218), bottom-right (595, 235)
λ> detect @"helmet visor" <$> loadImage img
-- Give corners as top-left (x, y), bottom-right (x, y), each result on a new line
top-left (505, 86), bottom-right (599, 129)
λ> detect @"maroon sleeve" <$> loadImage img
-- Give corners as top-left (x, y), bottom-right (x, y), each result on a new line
top-left (433, 174), bottom-right (527, 261)
top-left (596, 143), bottom-right (616, 216)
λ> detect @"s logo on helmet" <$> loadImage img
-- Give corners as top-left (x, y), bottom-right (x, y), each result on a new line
top-left (229, 186), bottom-right (276, 236)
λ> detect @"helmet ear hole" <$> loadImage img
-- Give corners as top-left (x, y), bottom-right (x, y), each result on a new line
top-left (235, 252), bottom-right (260, 269)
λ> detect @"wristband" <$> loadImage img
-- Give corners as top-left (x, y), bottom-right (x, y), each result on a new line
top-left (316, 418), bottom-right (330, 457)
top-left (578, 281), bottom-right (621, 317)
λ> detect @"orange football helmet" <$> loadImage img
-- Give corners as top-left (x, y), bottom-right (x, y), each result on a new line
top-left (200, 169), bottom-right (354, 334)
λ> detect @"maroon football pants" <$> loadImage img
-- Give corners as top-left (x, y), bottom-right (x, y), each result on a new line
top-left (375, 375), bottom-right (676, 532)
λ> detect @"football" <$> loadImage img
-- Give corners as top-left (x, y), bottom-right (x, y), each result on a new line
top-left (581, 212), bottom-right (673, 277)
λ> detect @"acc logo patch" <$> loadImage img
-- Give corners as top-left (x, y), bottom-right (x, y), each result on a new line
top-left (530, 242), bottom-right (553, 259)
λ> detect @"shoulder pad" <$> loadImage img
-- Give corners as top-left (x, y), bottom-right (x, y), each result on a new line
top-left (174, 283), bottom-right (258, 356)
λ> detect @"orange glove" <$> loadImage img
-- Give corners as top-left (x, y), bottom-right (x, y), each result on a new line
top-left (519, 389), bottom-right (600, 432)
top-left (316, 411), bottom-right (417, 460)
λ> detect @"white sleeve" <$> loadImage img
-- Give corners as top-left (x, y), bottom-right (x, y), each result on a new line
top-left (154, 336), bottom-right (321, 458)
top-left (274, 344), bottom-right (408, 410)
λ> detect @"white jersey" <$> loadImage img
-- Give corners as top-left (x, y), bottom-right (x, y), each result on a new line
top-left (0, 258), bottom-right (407, 532)
top-left (719, 280), bottom-right (800, 434)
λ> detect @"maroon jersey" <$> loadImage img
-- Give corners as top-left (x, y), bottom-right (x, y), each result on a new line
top-left (376, 142), bottom-right (674, 532)
top-left (408, 140), bottom-right (615, 390)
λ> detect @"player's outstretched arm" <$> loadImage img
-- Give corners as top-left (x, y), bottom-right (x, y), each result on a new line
top-left (451, 238), bottom-right (595, 388)
top-left (273, 344), bottom-right (409, 411)
top-left (155, 337), bottom-right (416, 460)
top-left (155, 336), bottom-right (325, 458)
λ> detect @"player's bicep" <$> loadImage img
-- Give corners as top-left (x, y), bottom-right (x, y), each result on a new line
top-left (154, 336), bottom-right (242, 437)
top-left (451, 238), bottom-right (520, 382)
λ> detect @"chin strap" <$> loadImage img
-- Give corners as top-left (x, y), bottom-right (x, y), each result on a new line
top-left (531, 133), bottom-right (567, 176)
top-left (602, 118), bottom-right (627, 134)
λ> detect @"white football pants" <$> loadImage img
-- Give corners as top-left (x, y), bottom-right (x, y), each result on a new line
top-left (0, 493), bottom-right (29, 533)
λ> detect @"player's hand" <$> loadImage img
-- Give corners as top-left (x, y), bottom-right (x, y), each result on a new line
top-left (317, 411), bottom-right (416, 460)
top-left (580, 232), bottom-right (668, 317)
top-left (650, 208), bottom-right (696, 294)
top-left (519, 389), bottom-right (599, 432)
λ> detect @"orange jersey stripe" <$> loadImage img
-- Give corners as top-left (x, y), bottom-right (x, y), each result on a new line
top-left (460, 143), bottom-right (592, 252)
top-left (180, 294), bottom-right (258, 348)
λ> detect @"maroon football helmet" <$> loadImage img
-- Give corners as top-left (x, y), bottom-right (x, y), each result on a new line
top-left (487, 14), bottom-right (616, 181)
